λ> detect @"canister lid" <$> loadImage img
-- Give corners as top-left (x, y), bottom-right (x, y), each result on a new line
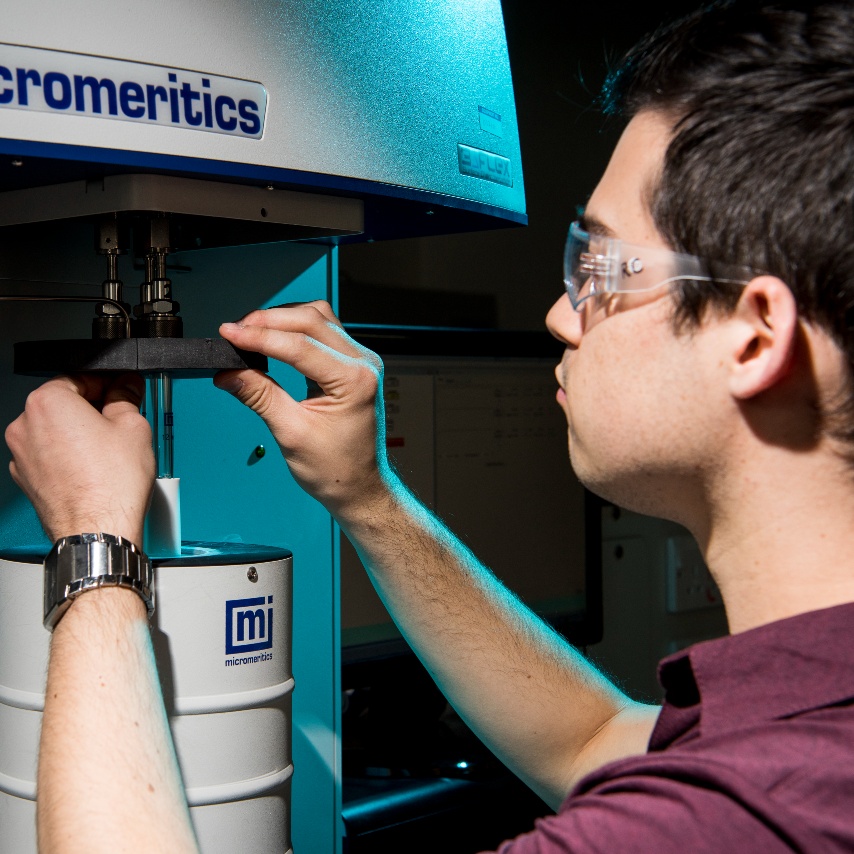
top-left (0, 541), bottom-right (292, 566)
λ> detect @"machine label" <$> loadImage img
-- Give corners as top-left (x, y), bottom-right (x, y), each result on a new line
top-left (478, 106), bottom-right (503, 138)
top-left (225, 595), bottom-right (274, 655)
top-left (457, 143), bottom-right (513, 187)
top-left (0, 43), bottom-right (266, 139)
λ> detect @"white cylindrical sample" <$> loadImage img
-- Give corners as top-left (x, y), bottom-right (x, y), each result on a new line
top-left (0, 543), bottom-right (293, 854)
top-left (146, 476), bottom-right (182, 558)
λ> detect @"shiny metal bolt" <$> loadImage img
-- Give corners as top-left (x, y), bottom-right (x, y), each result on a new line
top-left (247, 567), bottom-right (258, 582)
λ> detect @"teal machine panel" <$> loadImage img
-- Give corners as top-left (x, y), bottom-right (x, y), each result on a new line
top-left (175, 243), bottom-right (341, 854)
top-left (174, 243), bottom-right (343, 854)
top-left (0, 237), bottom-right (342, 853)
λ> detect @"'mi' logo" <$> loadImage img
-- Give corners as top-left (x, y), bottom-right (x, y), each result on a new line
top-left (225, 596), bottom-right (273, 655)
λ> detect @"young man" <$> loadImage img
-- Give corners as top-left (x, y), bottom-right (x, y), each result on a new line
top-left (7, 0), bottom-right (854, 850)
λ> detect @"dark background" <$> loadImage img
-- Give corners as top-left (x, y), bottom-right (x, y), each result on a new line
top-left (338, 0), bottom-right (700, 332)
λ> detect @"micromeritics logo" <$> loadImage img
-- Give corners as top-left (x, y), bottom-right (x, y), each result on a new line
top-left (0, 43), bottom-right (266, 139)
top-left (226, 596), bottom-right (274, 655)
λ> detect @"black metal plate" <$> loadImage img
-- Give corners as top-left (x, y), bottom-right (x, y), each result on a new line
top-left (14, 337), bottom-right (268, 377)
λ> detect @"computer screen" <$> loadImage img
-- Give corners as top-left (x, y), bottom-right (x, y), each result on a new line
top-left (340, 326), bottom-right (602, 663)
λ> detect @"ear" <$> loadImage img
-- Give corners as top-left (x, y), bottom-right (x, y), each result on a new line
top-left (728, 276), bottom-right (798, 400)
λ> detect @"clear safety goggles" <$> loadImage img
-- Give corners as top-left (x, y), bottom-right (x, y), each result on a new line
top-left (563, 221), bottom-right (754, 309)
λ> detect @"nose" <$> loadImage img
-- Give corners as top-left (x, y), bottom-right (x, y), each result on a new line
top-left (546, 292), bottom-right (582, 348)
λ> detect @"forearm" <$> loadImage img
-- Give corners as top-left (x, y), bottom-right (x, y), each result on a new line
top-left (37, 588), bottom-right (198, 854)
top-left (336, 477), bottom-right (658, 808)
top-left (211, 306), bottom-right (658, 804)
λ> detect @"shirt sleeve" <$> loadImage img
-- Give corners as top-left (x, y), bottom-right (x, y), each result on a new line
top-left (485, 755), bottom-right (826, 854)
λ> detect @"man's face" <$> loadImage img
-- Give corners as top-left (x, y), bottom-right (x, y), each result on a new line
top-left (547, 110), bottom-right (729, 520)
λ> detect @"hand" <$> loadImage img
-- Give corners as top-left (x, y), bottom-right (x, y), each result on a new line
top-left (215, 302), bottom-right (396, 516)
top-left (5, 373), bottom-right (155, 546)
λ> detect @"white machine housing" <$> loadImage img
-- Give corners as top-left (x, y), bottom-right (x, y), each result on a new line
top-left (0, 0), bottom-right (526, 240)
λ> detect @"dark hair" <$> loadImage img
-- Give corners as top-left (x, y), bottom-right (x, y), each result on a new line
top-left (603, 0), bottom-right (854, 441)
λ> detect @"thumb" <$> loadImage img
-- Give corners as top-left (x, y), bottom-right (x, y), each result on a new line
top-left (100, 373), bottom-right (145, 422)
top-left (213, 368), bottom-right (301, 429)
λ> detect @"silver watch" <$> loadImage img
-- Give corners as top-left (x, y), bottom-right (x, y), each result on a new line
top-left (44, 533), bottom-right (155, 631)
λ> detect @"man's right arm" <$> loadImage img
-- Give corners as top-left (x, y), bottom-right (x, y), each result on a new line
top-left (6, 374), bottom-right (199, 854)
top-left (217, 303), bottom-right (659, 809)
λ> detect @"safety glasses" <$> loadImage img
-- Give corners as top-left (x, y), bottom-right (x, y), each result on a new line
top-left (563, 221), bottom-right (755, 309)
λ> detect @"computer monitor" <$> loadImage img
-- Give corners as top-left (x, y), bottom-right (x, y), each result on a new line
top-left (340, 326), bottom-right (603, 665)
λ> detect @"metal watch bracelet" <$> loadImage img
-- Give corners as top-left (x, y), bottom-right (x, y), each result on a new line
top-left (43, 533), bottom-right (155, 631)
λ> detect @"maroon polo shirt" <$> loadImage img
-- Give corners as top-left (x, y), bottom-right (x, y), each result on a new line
top-left (493, 602), bottom-right (854, 853)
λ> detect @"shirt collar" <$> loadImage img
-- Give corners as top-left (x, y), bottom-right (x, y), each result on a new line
top-left (650, 601), bottom-right (854, 750)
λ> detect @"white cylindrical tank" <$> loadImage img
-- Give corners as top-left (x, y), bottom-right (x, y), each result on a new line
top-left (0, 541), bottom-right (293, 854)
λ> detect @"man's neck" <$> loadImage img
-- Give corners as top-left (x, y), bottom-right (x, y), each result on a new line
top-left (701, 445), bottom-right (854, 634)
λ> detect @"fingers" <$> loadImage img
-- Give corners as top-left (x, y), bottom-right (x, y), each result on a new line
top-left (213, 368), bottom-right (301, 425)
top-left (225, 327), bottom-right (384, 413)
top-left (100, 374), bottom-right (145, 422)
top-left (220, 304), bottom-right (381, 395)
top-left (33, 374), bottom-right (107, 404)
top-left (32, 373), bottom-right (143, 415)
top-left (241, 300), bottom-right (343, 331)
top-left (6, 372), bottom-right (154, 546)
top-left (6, 374), bottom-right (147, 467)
top-left (216, 302), bottom-right (386, 465)
top-left (221, 302), bottom-right (374, 365)
top-left (10, 379), bottom-right (92, 449)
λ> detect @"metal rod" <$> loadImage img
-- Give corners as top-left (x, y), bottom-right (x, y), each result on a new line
top-left (159, 373), bottom-right (174, 479)
top-left (106, 253), bottom-right (119, 283)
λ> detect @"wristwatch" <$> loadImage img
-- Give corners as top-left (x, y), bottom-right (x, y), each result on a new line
top-left (44, 533), bottom-right (155, 631)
